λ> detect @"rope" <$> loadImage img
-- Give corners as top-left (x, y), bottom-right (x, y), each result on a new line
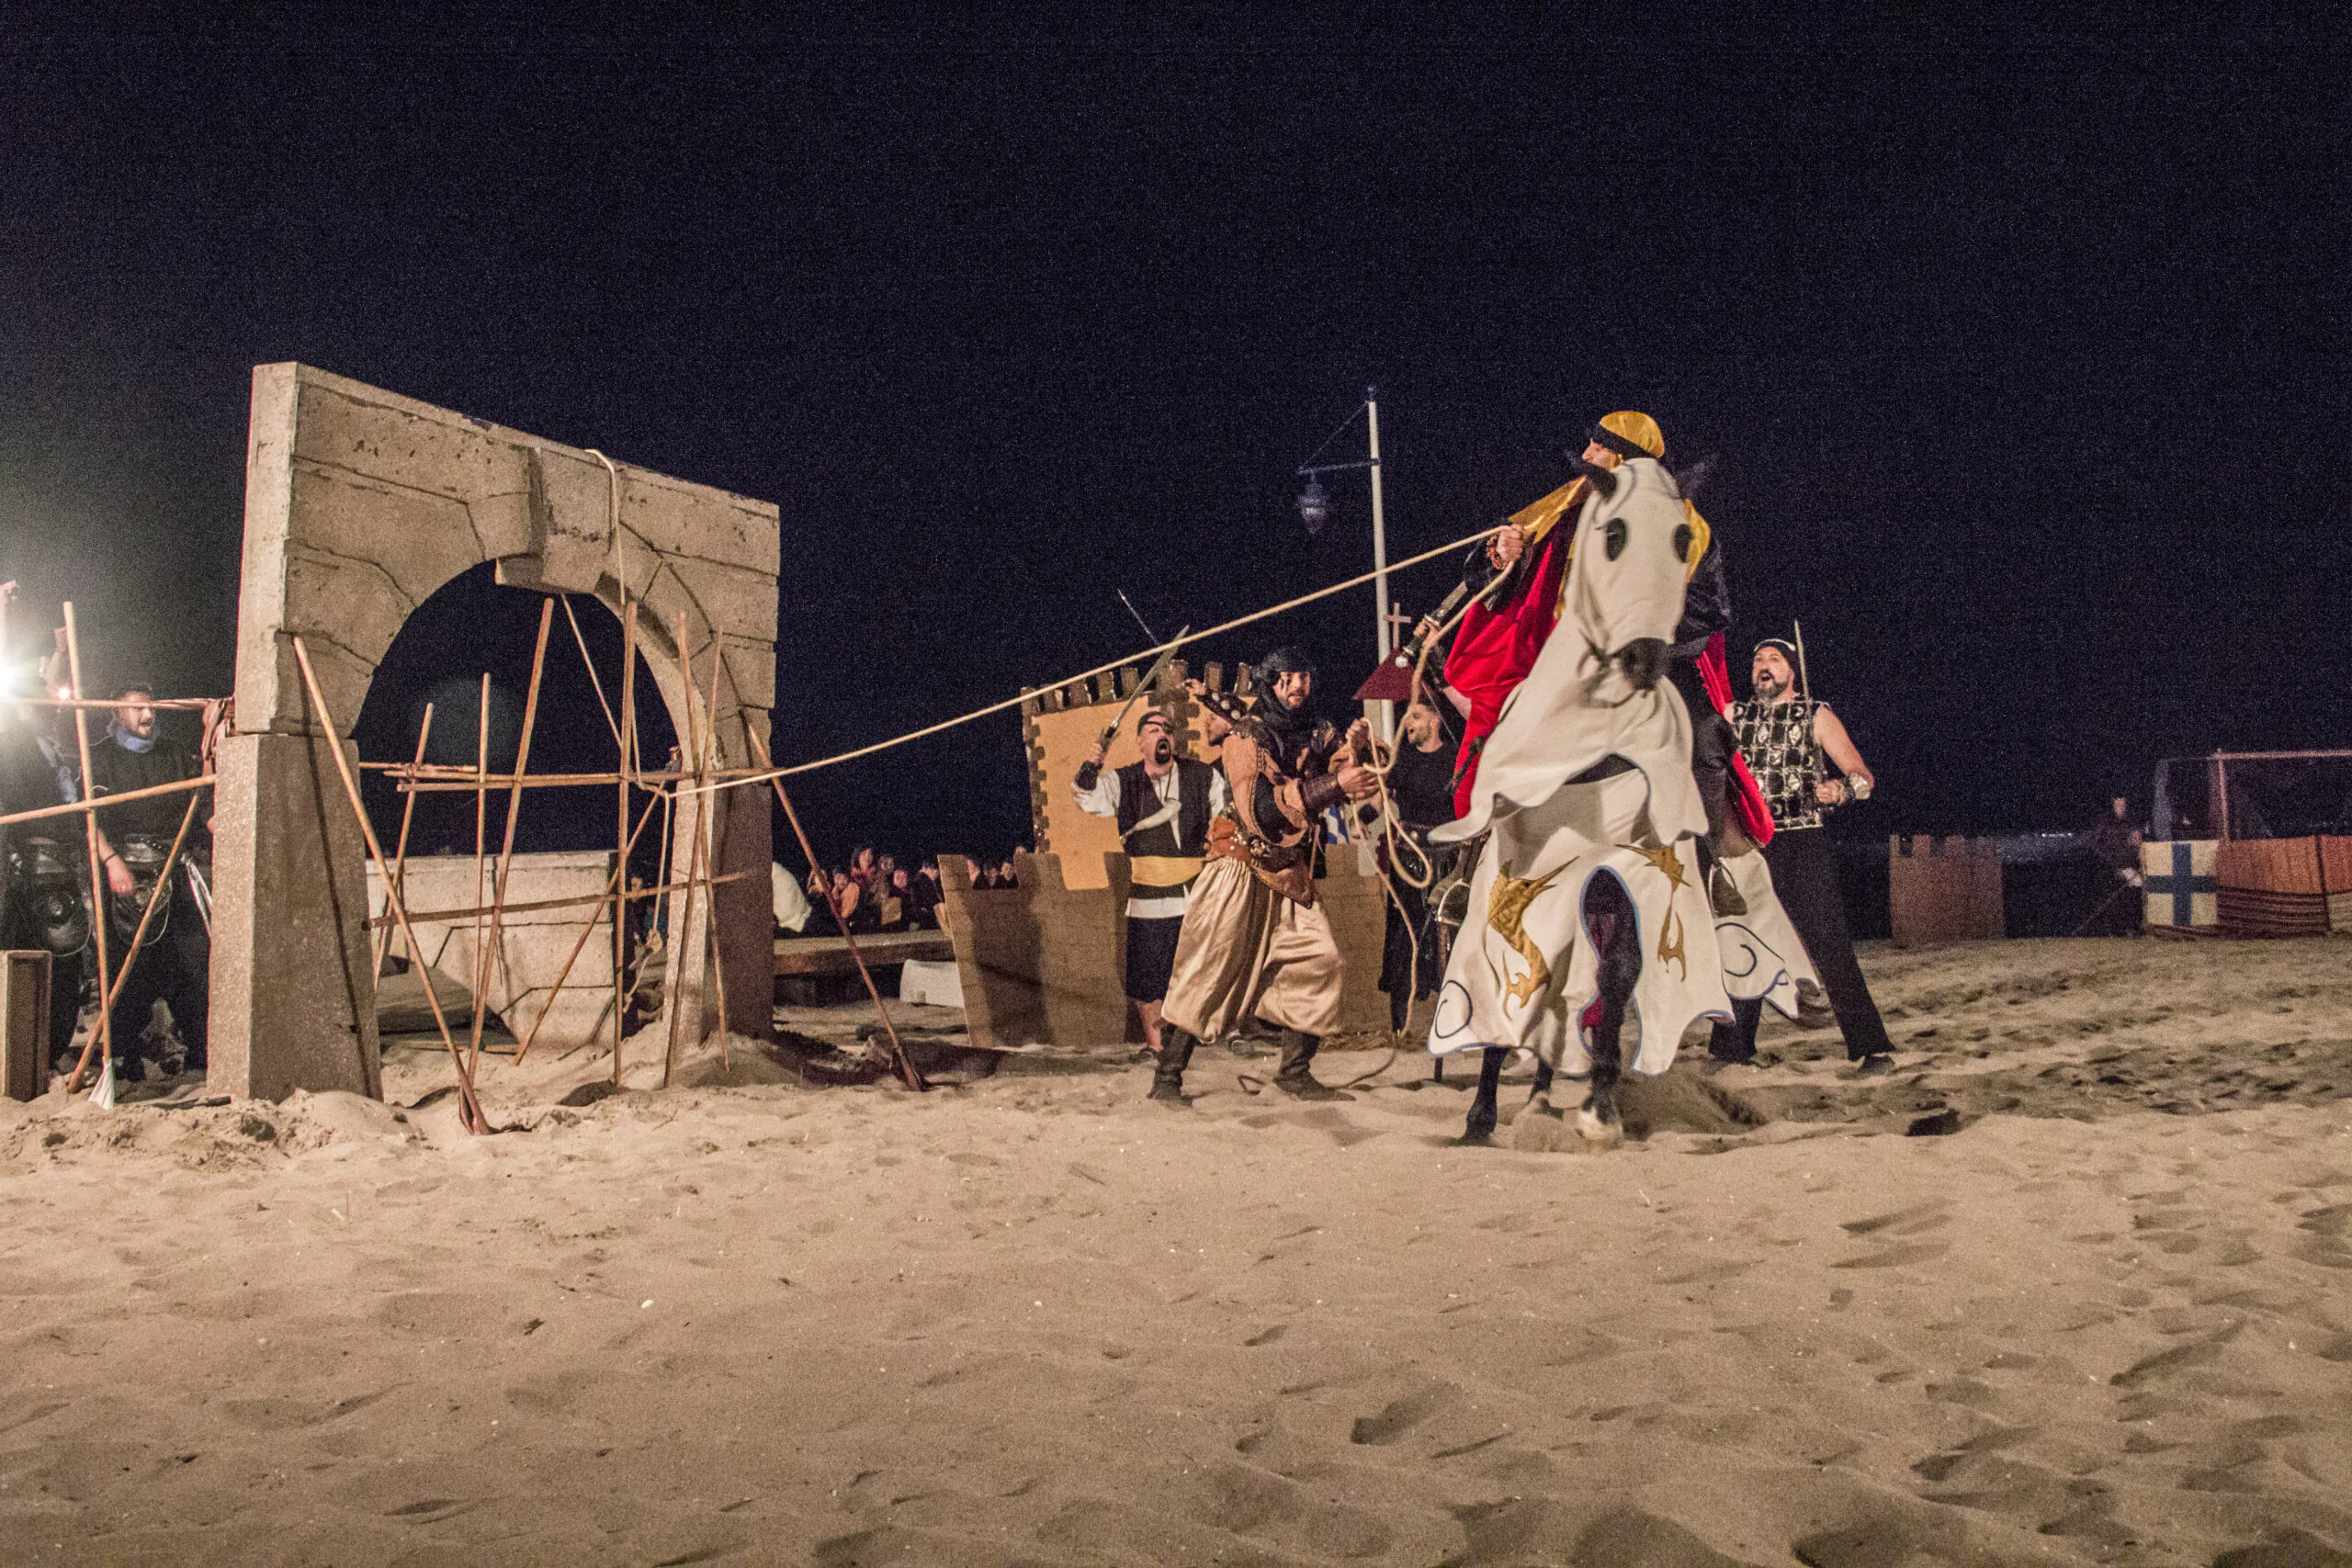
top-left (678, 525), bottom-right (1495, 796)
top-left (1309, 589), bottom-right (1483, 1094)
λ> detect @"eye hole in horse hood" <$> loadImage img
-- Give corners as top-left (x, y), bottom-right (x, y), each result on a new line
top-left (1672, 522), bottom-right (1693, 563)
top-left (1603, 517), bottom-right (1629, 559)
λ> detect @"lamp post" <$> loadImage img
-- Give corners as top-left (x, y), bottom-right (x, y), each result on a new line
top-left (1295, 386), bottom-right (1393, 739)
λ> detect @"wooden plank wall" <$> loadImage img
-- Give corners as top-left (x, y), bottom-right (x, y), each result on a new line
top-left (1889, 835), bottom-right (2004, 946)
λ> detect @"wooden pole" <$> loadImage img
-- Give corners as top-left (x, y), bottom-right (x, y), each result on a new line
top-left (469, 671), bottom-right (491, 1057)
top-left (512, 790), bottom-right (664, 1066)
top-left (471, 599), bottom-right (556, 1076)
top-left (561, 593), bottom-right (623, 750)
top-left (288, 637), bottom-right (491, 1134)
top-left (695, 623), bottom-right (730, 1067)
top-left (60, 604), bottom-right (115, 1094)
top-left (99, 789), bottom-right (204, 1018)
top-left (371, 763), bottom-right (767, 787)
top-left (665, 794), bottom-right (708, 1089)
top-left (614, 599), bottom-right (638, 1081)
top-left (748, 728), bottom-right (927, 1092)
top-left (662, 611), bottom-right (705, 1089)
top-left (375, 703), bottom-right (434, 979)
top-left (0, 772), bottom-right (213, 830)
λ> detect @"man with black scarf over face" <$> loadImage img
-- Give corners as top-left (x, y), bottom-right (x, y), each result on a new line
top-left (1151, 647), bottom-right (1379, 1103)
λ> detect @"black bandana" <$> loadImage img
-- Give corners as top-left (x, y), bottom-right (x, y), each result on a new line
top-left (1589, 423), bottom-right (1656, 463)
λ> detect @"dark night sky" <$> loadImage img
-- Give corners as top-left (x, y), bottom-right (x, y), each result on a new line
top-left (2, 12), bottom-right (2346, 865)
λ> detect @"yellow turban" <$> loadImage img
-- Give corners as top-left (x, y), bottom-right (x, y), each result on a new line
top-left (1510, 410), bottom-right (1669, 545)
top-left (1596, 410), bottom-right (1665, 459)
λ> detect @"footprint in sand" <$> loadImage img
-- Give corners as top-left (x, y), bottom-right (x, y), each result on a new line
top-left (1838, 1200), bottom-right (1951, 1237)
top-left (1349, 1384), bottom-right (1447, 1446)
top-left (1830, 1241), bottom-right (1951, 1269)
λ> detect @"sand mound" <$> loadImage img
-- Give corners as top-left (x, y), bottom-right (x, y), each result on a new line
top-left (1504, 1059), bottom-right (1768, 1151)
top-left (0, 1083), bottom-right (425, 1170)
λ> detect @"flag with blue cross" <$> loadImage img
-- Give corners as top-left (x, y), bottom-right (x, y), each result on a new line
top-left (2141, 840), bottom-right (2218, 930)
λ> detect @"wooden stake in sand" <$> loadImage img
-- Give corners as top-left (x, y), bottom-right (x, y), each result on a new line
top-left (60, 605), bottom-right (116, 1094)
top-left (470, 672), bottom-right (491, 1055)
top-left (748, 728), bottom-right (928, 1093)
top-left (374, 703), bottom-right (434, 980)
top-left (614, 600), bottom-right (638, 1078)
top-left (662, 612), bottom-right (707, 1089)
top-left (470, 601), bottom-right (556, 1077)
top-left (289, 637), bottom-right (492, 1134)
top-left (695, 622), bottom-right (731, 1069)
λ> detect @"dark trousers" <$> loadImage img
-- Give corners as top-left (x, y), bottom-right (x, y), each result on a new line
top-left (1714, 827), bottom-right (1892, 1062)
top-left (107, 877), bottom-right (209, 1070)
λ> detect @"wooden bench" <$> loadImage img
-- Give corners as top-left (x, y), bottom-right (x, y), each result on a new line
top-left (774, 931), bottom-right (955, 976)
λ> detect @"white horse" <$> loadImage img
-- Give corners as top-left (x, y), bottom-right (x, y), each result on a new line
top-left (1427, 456), bottom-right (1733, 1146)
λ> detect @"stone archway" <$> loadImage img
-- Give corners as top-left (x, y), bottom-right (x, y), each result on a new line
top-left (209, 364), bottom-right (778, 1100)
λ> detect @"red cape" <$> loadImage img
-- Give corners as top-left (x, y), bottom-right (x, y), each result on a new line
top-left (1442, 529), bottom-right (1772, 845)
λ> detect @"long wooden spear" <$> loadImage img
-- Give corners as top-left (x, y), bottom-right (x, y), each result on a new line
top-left (60, 605), bottom-right (116, 1093)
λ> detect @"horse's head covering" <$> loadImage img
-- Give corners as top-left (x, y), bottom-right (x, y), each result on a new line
top-left (1591, 411), bottom-right (1666, 462)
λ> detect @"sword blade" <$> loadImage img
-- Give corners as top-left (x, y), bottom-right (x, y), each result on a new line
top-left (1101, 626), bottom-right (1191, 743)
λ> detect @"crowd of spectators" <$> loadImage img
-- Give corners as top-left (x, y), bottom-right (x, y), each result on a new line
top-left (798, 850), bottom-right (1024, 935)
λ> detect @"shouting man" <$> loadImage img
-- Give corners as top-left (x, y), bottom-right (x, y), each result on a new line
top-left (1719, 639), bottom-right (1894, 1071)
top-left (1073, 706), bottom-right (1227, 1053)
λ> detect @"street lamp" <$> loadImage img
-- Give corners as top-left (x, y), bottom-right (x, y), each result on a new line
top-left (1294, 386), bottom-right (1393, 738)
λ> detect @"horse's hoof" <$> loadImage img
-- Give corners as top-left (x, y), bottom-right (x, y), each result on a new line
top-left (1453, 1129), bottom-right (1496, 1147)
top-left (1576, 1108), bottom-right (1623, 1147)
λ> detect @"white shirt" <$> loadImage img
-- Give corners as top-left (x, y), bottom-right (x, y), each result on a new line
top-left (1072, 759), bottom-right (1228, 919)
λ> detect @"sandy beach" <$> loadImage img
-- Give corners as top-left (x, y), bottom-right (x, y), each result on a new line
top-left (2, 936), bottom-right (2348, 1566)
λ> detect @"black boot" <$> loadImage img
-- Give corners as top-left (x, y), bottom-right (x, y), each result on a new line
top-left (1698, 837), bottom-right (1747, 919)
top-left (1149, 1027), bottom-right (1197, 1103)
top-left (1274, 1031), bottom-right (1346, 1100)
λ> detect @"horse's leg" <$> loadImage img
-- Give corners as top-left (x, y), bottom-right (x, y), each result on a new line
top-left (1460, 1046), bottom-right (1506, 1145)
top-left (1578, 877), bottom-right (1638, 1147)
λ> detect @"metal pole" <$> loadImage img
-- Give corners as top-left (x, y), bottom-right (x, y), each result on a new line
top-left (1365, 387), bottom-right (1393, 743)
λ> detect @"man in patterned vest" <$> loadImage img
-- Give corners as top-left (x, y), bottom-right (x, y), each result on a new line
top-left (1073, 707), bottom-right (1227, 1055)
top-left (1720, 638), bottom-right (1895, 1071)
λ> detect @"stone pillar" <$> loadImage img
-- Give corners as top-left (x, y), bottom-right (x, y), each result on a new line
top-left (207, 729), bottom-right (382, 1101)
top-left (711, 784), bottom-right (774, 1043)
